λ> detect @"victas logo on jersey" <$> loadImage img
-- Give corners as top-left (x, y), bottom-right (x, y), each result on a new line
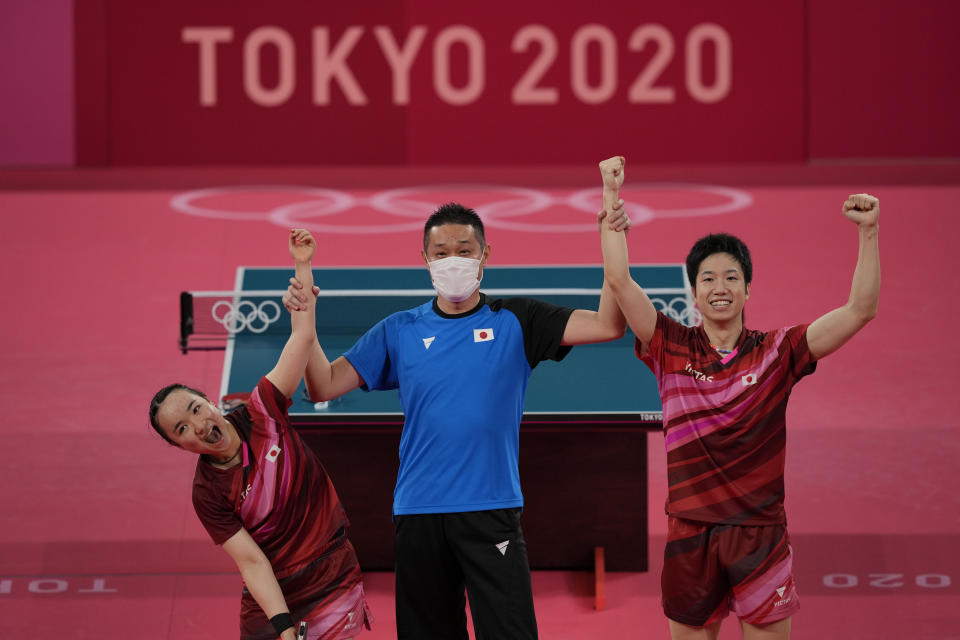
top-left (684, 362), bottom-right (714, 382)
top-left (422, 336), bottom-right (436, 349)
top-left (474, 328), bottom-right (494, 342)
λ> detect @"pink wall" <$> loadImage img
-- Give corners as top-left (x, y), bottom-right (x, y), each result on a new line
top-left (2, 1), bottom-right (957, 167)
top-left (808, 0), bottom-right (960, 160)
top-left (77, 0), bottom-right (807, 165)
top-left (0, 0), bottom-right (74, 167)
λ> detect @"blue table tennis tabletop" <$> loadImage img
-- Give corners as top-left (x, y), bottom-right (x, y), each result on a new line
top-left (220, 265), bottom-right (693, 424)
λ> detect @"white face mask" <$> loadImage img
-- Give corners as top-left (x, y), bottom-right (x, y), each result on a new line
top-left (428, 255), bottom-right (483, 302)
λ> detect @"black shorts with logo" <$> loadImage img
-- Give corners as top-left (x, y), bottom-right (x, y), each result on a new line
top-left (394, 508), bottom-right (538, 640)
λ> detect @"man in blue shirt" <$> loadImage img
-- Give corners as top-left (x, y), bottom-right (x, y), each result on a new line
top-left (284, 202), bottom-right (629, 639)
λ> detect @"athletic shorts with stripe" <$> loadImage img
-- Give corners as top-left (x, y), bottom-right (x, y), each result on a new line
top-left (661, 517), bottom-right (800, 627)
top-left (394, 508), bottom-right (538, 640)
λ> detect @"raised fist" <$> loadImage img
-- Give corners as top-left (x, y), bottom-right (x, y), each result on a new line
top-left (288, 228), bottom-right (317, 263)
top-left (598, 156), bottom-right (625, 192)
top-left (842, 194), bottom-right (879, 227)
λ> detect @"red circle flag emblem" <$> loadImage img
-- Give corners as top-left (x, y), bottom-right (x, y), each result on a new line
top-left (474, 328), bottom-right (495, 342)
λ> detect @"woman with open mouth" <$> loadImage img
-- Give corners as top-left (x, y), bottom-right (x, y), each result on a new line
top-left (148, 228), bottom-right (371, 640)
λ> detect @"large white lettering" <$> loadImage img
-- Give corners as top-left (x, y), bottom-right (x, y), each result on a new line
top-left (180, 23), bottom-right (734, 107)
top-left (244, 26), bottom-right (296, 107)
top-left (373, 26), bottom-right (427, 105)
top-left (78, 579), bottom-right (119, 593)
top-left (686, 24), bottom-right (732, 104)
top-left (29, 579), bottom-right (68, 594)
top-left (822, 573), bottom-right (953, 589)
top-left (628, 24), bottom-right (675, 104)
top-left (511, 25), bottom-right (559, 105)
top-left (312, 26), bottom-right (368, 105)
top-left (571, 24), bottom-right (617, 104)
top-left (182, 26), bottom-right (234, 106)
top-left (433, 26), bottom-right (485, 106)
top-left (0, 578), bottom-right (120, 595)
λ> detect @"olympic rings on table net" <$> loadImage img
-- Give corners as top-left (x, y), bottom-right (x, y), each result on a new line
top-left (169, 183), bottom-right (753, 234)
top-left (653, 296), bottom-right (701, 327)
top-left (211, 300), bottom-right (282, 334)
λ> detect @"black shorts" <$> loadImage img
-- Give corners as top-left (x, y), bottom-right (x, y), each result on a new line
top-left (394, 508), bottom-right (538, 640)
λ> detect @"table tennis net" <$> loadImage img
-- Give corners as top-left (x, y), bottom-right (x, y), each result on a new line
top-left (181, 289), bottom-right (436, 352)
top-left (179, 287), bottom-right (696, 353)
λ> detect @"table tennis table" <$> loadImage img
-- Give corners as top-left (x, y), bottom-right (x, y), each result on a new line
top-left (181, 265), bottom-right (695, 573)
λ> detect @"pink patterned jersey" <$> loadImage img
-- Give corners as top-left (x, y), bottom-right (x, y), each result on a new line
top-left (192, 377), bottom-right (364, 639)
top-left (638, 312), bottom-right (817, 525)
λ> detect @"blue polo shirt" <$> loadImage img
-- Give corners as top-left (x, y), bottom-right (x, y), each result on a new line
top-left (343, 294), bottom-right (573, 515)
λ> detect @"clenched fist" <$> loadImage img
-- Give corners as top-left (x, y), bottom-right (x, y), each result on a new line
top-left (289, 228), bottom-right (317, 263)
top-left (842, 193), bottom-right (879, 228)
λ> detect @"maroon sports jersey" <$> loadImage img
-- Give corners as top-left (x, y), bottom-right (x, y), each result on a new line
top-left (192, 377), bottom-right (364, 638)
top-left (639, 312), bottom-right (816, 525)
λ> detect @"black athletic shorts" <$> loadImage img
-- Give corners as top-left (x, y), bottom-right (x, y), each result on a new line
top-left (394, 508), bottom-right (538, 640)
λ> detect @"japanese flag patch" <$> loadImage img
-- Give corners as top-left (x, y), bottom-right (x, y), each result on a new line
top-left (265, 444), bottom-right (281, 463)
top-left (474, 328), bottom-right (494, 342)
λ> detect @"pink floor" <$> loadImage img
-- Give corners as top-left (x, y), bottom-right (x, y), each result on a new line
top-left (1, 165), bottom-right (958, 639)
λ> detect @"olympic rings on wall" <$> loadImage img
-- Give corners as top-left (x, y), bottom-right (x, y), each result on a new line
top-left (169, 183), bottom-right (753, 234)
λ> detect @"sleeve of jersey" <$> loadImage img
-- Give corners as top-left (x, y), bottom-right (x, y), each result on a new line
top-left (342, 317), bottom-right (399, 391)
top-left (192, 473), bottom-right (244, 546)
top-left (787, 324), bottom-right (818, 380)
top-left (634, 311), bottom-right (675, 366)
top-left (501, 297), bottom-right (574, 370)
top-left (243, 377), bottom-right (292, 438)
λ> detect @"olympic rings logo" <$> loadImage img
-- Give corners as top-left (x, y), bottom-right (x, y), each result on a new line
top-left (653, 297), bottom-right (701, 327)
top-left (212, 300), bottom-right (282, 334)
top-left (169, 183), bottom-right (753, 234)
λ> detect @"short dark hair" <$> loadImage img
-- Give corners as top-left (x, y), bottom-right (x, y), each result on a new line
top-left (149, 383), bottom-right (207, 445)
top-left (423, 202), bottom-right (486, 251)
top-left (685, 233), bottom-right (753, 288)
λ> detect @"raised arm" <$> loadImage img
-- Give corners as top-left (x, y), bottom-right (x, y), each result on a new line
top-left (805, 193), bottom-right (880, 360)
top-left (560, 159), bottom-right (632, 345)
top-left (561, 280), bottom-right (627, 345)
top-left (282, 280), bottom-right (364, 403)
top-left (596, 156), bottom-right (658, 346)
top-left (265, 229), bottom-right (318, 399)
top-left (222, 529), bottom-right (299, 640)
top-left (303, 349), bottom-right (363, 402)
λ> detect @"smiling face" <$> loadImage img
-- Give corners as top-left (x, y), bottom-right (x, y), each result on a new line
top-left (692, 252), bottom-right (750, 325)
top-left (153, 388), bottom-right (239, 461)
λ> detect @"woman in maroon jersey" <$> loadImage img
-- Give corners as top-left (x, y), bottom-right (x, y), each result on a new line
top-left (149, 229), bottom-right (371, 640)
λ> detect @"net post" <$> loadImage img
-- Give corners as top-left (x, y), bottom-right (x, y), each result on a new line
top-left (594, 545), bottom-right (606, 611)
top-left (179, 291), bottom-right (194, 354)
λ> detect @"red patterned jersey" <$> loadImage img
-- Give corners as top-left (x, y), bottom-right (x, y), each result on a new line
top-left (639, 312), bottom-right (817, 525)
top-left (192, 377), bottom-right (356, 636)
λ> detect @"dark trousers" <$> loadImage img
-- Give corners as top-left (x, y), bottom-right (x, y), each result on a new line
top-left (394, 508), bottom-right (538, 640)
